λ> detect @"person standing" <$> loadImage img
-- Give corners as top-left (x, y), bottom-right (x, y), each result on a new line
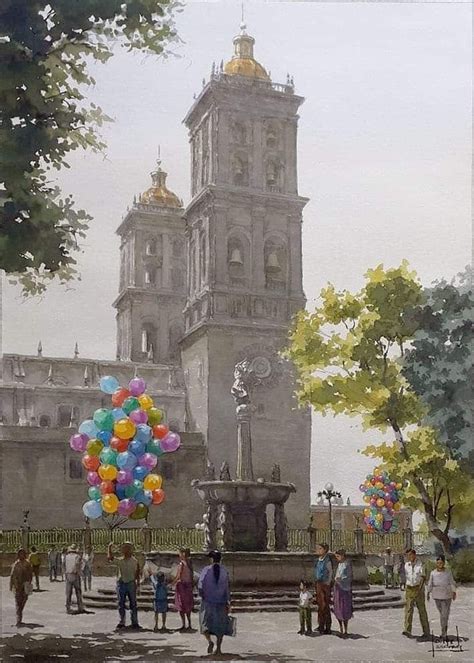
top-left (48, 546), bottom-right (57, 582)
top-left (427, 555), bottom-right (457, 639)
top-left (10, 549), bottom-right (33, 627)
top-left (173, 548), bottom-right (194, 630)
top-left (314, 543), bottom-right (333, 635)
top-left (403, 548), bottom-right (430, 640)
top-left (64, 545), bottom-right (85, 614)
top-left (28, 546), bottom-right (41, 591)
top-left (108, 541), bottom-right (141, 630)
top-left (333, 549), bottom-right (353, 636)
top-left (396, 553), bottom-right (406, 590)
top-left (383, 547), bottom-right (395, 589)
top-left (82, 546), bottom-right (94, 592)
top-left (297, 580), bottom-right (313, 635)
top-left (151, 571), bottom-right (169, 632)
top-left (198, 550), bottom-right (231, 656)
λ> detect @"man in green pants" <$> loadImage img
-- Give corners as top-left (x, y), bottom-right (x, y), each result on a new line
top-left (403, 548), bottom-right (430, 641)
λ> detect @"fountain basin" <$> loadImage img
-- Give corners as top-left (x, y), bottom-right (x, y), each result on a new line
top-left (192, 480), bottom-right (296, 505)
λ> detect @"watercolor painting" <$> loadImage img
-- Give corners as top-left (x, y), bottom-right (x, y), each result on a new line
top-left (0, 1), bottom-right (472, 661)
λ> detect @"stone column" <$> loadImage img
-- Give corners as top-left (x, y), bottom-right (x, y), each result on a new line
top-left (219, 504), bottom-right (234, 551)
top-left (255, 507), bottom-right (268, 552)
top-left (236, 403), bottom-right (254, 481)
top-left (274, 503), bottom-right (289, 552)
top-left (142, 524), bottom-right (152, 553)
top-left (203, 502), bottom-right (219, 552)
top-left (354, 528), bottom-right (364, 554)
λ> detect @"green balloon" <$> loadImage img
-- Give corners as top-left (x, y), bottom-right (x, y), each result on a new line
top-left (130, 503), bottom-right (148, 520)
top-left (93, 408), bottom-right (114, 431)
top-left (122, 397), bottom-right (140, 415)
top-left (124, 480), bottom-right (142, 498)
top-left (87, 438), bottom-right (104, 456)
top-left (146, 439), bottom-right (164, 456)
top-left (88, 486), bottom-right (101, 501)
top-left (100, 448), bottom-right (118, 466)
top-left (147, 407), bottom-right (164, 426)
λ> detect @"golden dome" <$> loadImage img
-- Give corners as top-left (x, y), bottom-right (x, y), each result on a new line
top-left (224, 24), bottom-right (270, 82)
top-left (140, 161), bottom-right (182, 208)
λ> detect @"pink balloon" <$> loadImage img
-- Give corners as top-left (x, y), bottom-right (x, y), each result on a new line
top-left (117, 469), bottom-right (133, 485)
top-left (129, 409), bottom-right (148, 425)
top-left (129, 377), bottom-right (146, 397)
top-left (87, 471), bottom-right (101, 486)
top-left (138, 452), bottom-right (158, 470)
top-left (70, 433), bottom-right (88, 452)
top-left (118, 498), bottom-right (136, 516)
top-left (160, 432), bottom-right (181, 453)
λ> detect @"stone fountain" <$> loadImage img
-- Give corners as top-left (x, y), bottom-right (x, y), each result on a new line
top-left (191, 358), bottom-right (296, 552)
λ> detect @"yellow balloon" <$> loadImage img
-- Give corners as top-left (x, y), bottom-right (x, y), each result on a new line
top-left (143, 473), bottom-right (163, 491)
top-left (374, 467), bottom-right (381, 475)
top-left (363, 495), bottom-right (370, 503)
top-left (102, 493), bottom-right (119, 514)
top-left (396, 483), bottom-right (402, 490)
top-left (376, 498), bottom-right (385, 507)
top-left (363, 508), bottom-right (371, 517)
top-left (114, 418), bottom-right (136, 440)
top-left (138, 394), bottom-right (154, 410)
top-left (98, 464), bottom-right (118, 481)
top-left (393, 502), bottom-right (401, 511)
top-left (375, 482), bottom-right (383, 490)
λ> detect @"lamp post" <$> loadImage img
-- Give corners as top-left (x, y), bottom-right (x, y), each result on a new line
top-left (317, 482), bottom-right (341, 552)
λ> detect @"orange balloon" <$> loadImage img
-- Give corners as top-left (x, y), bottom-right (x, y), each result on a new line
top-left (82, 454), bottom-right (100, 471)
top-left (152, 488), bottom-right (165, 505)
top-left (114, 418), bottom-right (136, 440)
top-left (100, 480), bottom-right (115, 494)
top-left (152, 424), bottom-right (169, 440)
top-left (144, 473), bottom-right (163, 491)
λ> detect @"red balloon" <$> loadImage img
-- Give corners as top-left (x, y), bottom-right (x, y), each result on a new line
top-left (82, 454), bottom-right (100, 471)
top-left (152, 425), bottom-right (169, 440)
top-left (110, 436), bottom-right (129, 453)
top-left (111, 388), bottom-right (130, 408)
top-left (152, 488), bottom-right (165, 505)
top-left (100, 480), bottom-right (115, 494)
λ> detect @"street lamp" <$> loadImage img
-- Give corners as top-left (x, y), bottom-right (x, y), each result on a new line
top-left (317, 482), bottom-right (342, 552)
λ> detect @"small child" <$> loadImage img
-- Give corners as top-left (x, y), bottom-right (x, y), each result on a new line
top-left (298, 580), bottom-right (313, 635)
top-left (151, 571), bottom-right (168, 632)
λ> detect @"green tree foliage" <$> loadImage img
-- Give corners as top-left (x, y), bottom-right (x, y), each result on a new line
top-left (402, 269), bottom-right (473, 472)
top-left (0, 0), bottom-right (180, 294)
top-left (286, 261), bottom-right (474, 554)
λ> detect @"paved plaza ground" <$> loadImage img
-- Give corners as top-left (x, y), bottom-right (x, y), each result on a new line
top-left (0, 578), bottom-right (472, 662)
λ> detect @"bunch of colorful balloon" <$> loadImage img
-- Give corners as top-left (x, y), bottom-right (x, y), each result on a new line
top-left (68, 375), bottom-right (181, 522)
top-left (359, 467), bottom-right (405, 534)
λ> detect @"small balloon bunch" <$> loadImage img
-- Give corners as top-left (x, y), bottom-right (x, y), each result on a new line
top-left (69, 375), bottom-right (181, 522)
top-left (359, 467), bottom-right (405, 534)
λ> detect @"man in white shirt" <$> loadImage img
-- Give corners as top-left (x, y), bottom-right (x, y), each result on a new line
top-left (403, 549), bottom-right (430, 640)
top-left (427, 555), bottom-right (457, 638)
top-left (65, 545), bottom-right (85, 614)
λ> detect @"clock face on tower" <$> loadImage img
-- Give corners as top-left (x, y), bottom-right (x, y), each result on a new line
top-left (236, 343), bottom-right (284, 388)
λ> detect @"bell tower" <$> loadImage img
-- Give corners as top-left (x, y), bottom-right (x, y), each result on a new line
top-left (181, 25), bottom-right (311, 526)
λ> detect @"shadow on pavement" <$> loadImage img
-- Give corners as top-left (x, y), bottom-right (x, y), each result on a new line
top-left (0, 632), bottom-right (313, 662)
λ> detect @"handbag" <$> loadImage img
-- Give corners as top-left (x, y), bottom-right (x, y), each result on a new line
top-left (24, 581), bottom-right (33, 595)
top-left (226, 614), bottom-right (237, 637)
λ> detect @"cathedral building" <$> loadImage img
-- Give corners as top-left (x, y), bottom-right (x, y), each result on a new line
top-left (0, 25), bottom-right (311, 529)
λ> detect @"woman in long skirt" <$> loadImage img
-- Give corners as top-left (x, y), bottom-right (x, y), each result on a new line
top-left (173, 548), bottom-right (194, 630)
top-left (198, 550), bottom-right (231, 656)
top-left (333, 549), bottom-right (353, 636)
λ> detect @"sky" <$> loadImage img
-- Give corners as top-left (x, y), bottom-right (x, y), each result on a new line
top-left (1, 0), bottom-right (472, 505)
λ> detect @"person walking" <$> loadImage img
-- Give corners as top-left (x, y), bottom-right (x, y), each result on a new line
top-left (396, 553), bottom-right (406, 590)
top-left (48, 546), bottom-right (57, 582)
top-left (314, 542), bottom-right (333, 635)
top-left (427, 555), bottom-right (457, 639)
top-left (151, 571), bottom-right (169, 632)
top-left (297, 580), bottom-right (313, 635)
top-left (383, 547), bottom-right (395, 589)
top-left (28, 546), bottom-right (41, 591)
top-left (403, 548), bottom-right (430, 640)
top-left (173, 548), bottom-right (194, 630)
top-left (108, 541), bottom-right (141, 630)
top-left (10, 549), bottom-right (33, 627)
top-left (333, 549), bottom-right (353, 636)
top-left (198, 550), bottom-right (232, 656)
top-left (82, 546), bottom-right (94, 592)
top-left (64, 544), bottom-right (85, 614)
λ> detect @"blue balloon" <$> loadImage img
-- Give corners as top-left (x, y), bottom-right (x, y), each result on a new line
top-left (117, 451), bottom-right (137, 471)
top-left (100, 375), bottom-right (120, 394)
top-left (82, 500), bottom-right (102, 519)
top-left (142, 490), bottom-right (153, 506)
top-left (112, 408), bottom-right (126, 422)
top-left (133, 465), bottom-right (150, 481)
top-left (129, 439), bottom-right (146, 457)
top-left (135, 424), bottom-right (152, 443)
top-left (97, 430), bottom-right (112, 446)
top-left (116, 485), bottom-right (127, 500)
top-left (79, 419), bottom-right (99, 438)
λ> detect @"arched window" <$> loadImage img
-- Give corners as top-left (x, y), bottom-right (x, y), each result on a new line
top-left (264, 238), bottom-right (287, 291)
top-left (57, 405), bottom-right (80, 428)
top-left (266, 125), bottom-right (278, 149)
top-left (39, 415), bottom-right (51, 428)
top-left (227, 234), bottom-right (250, 287)
top-left (144, 266), bottom-right (156, 286)
top-left (265, 159), bottom-right (282, 192)
top-left (141, 323), bottom-right (157, 358)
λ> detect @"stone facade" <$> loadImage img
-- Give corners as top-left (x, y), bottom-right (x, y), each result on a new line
top-left (0, 26), bottom-right (311, 530)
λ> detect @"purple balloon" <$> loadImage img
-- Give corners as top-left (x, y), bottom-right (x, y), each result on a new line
top-left (69, 433), bottom-right (88, 452)
top-left (129, 377), bottom-right (146, 397)
top-left (129, 408), bottom-right (148, 425)
top-left (138, 452), bottom-right (158, 470)
top-left (160, 432), bottom-right (181, 453)
top-left (87, 471), bottom-right (101, 487)
top-left (116, 469), bottom-right (133, 485)
top-left (118, 498), bottom-right (136, 517)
